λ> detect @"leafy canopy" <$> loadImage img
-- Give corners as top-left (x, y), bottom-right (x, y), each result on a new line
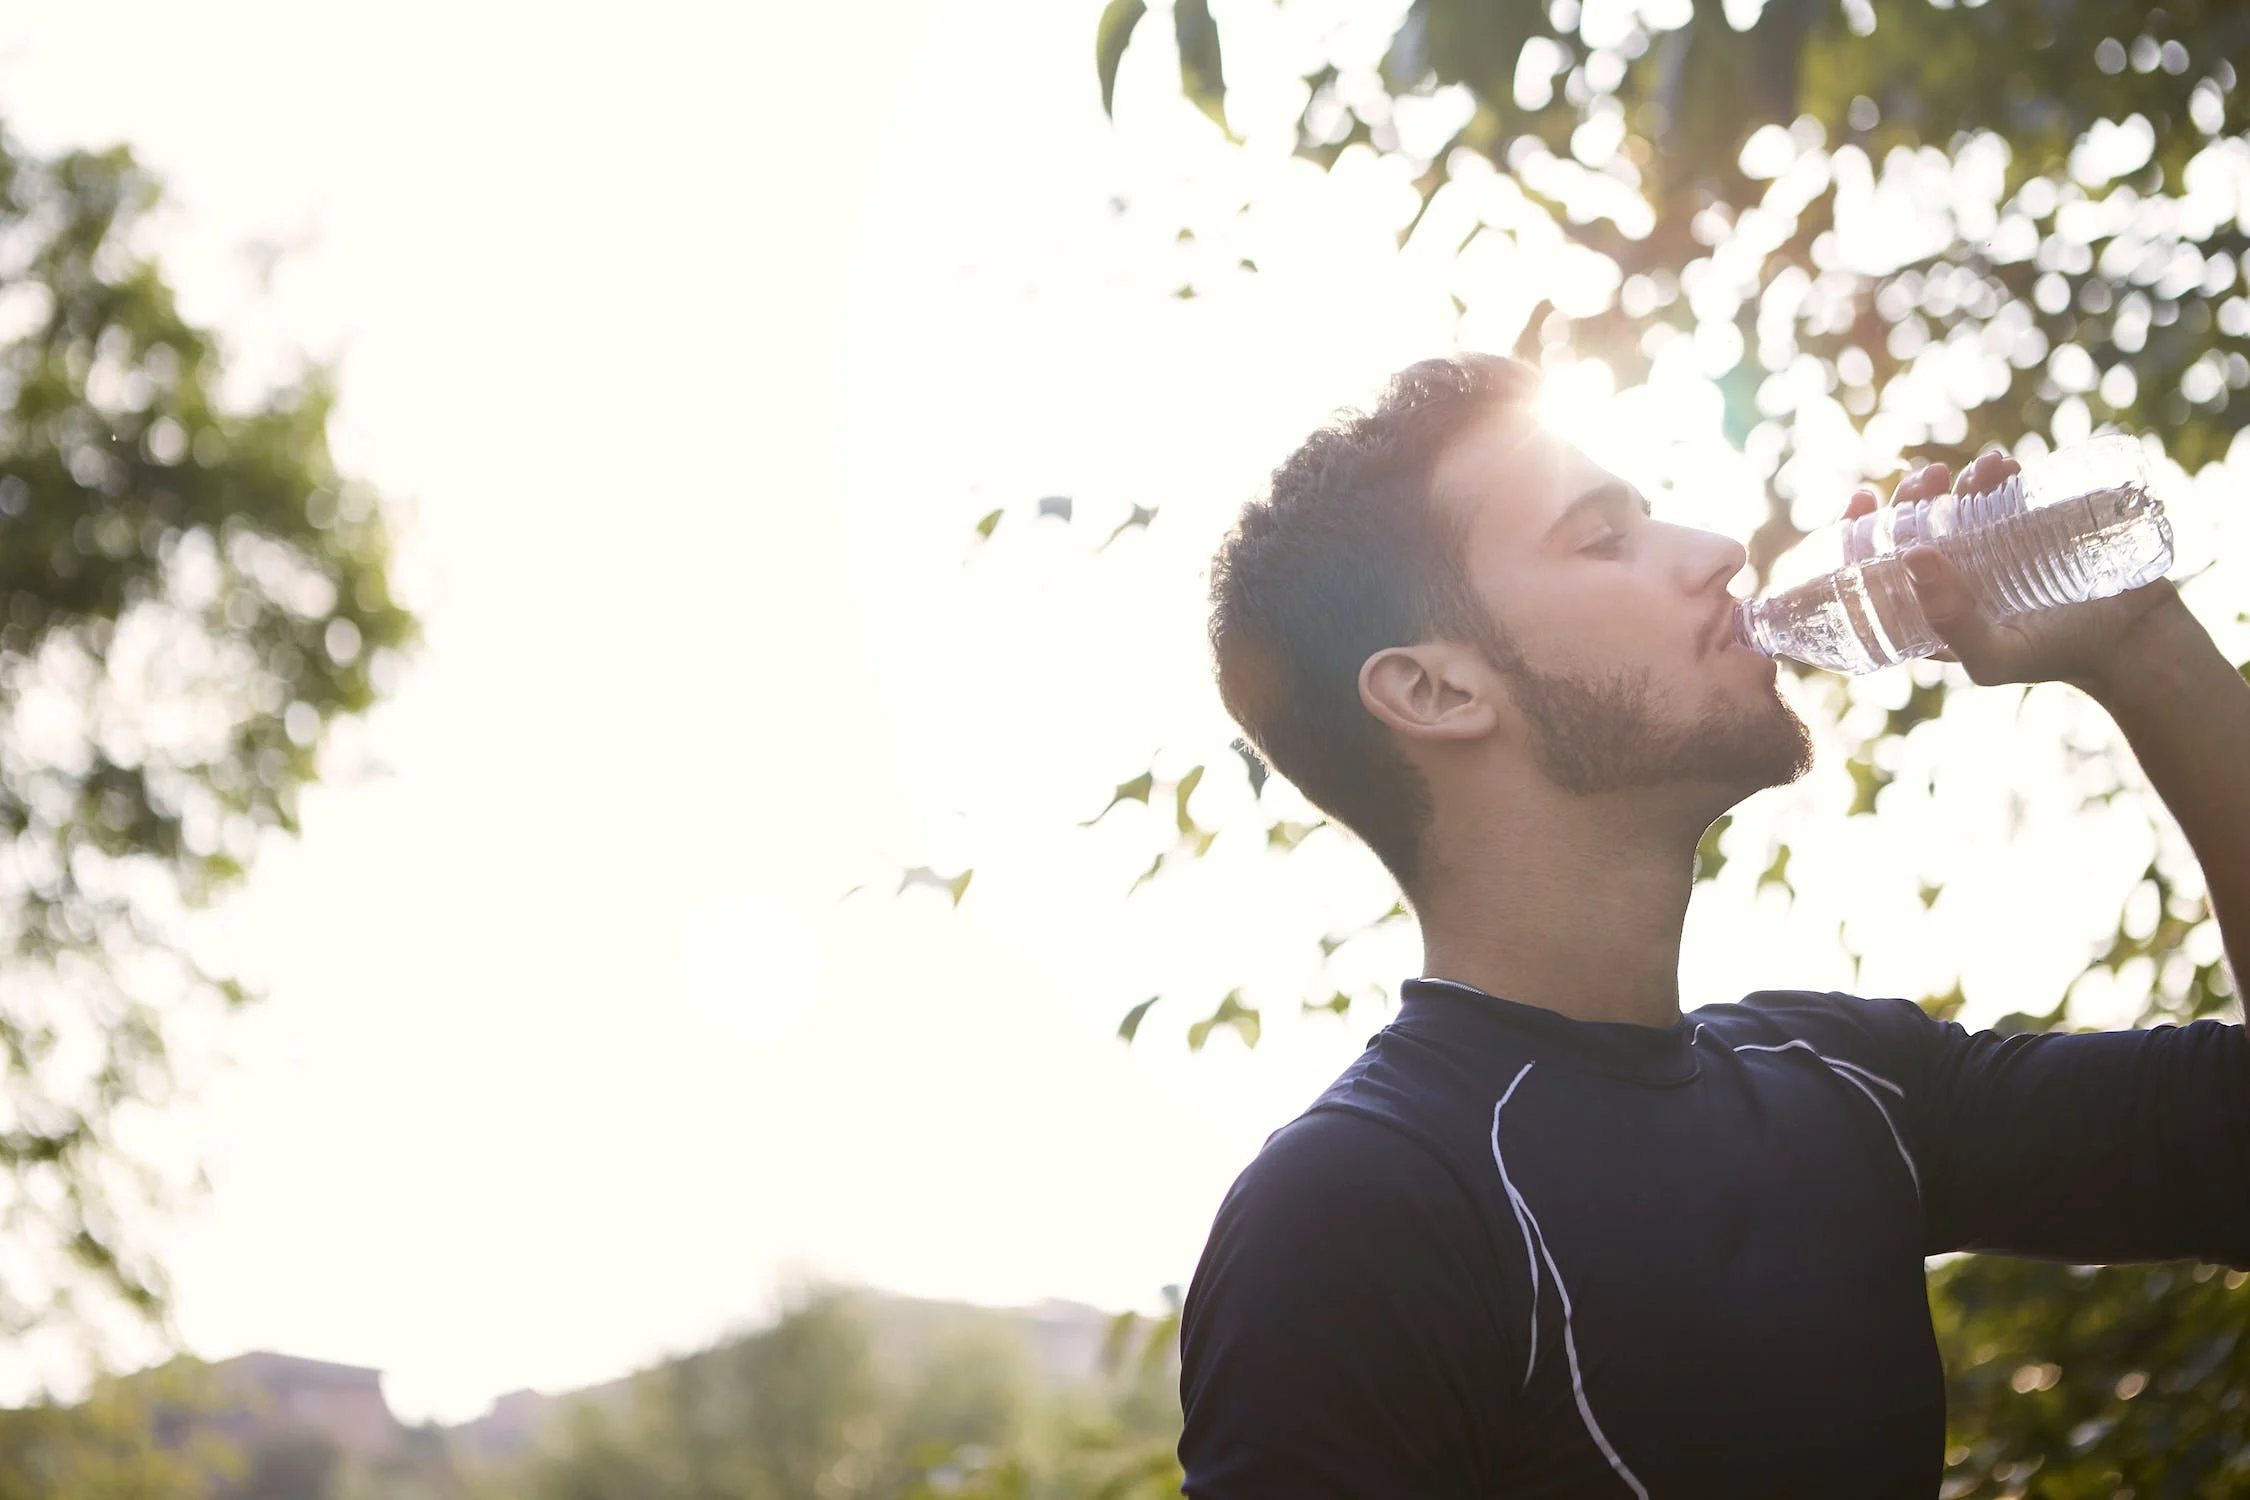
top-left (0, 123), bottom-right (416, 1336)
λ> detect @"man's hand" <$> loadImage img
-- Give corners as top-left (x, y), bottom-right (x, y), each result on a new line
top-left (1841, 451), bottom-right (2191, 694)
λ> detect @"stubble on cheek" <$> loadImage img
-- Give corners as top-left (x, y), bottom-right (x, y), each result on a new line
top-left (1509, 661), bottom-right (1812, 794)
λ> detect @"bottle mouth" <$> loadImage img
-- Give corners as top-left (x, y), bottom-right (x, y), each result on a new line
top-left (1729, 599), bottom-right (1760, 653)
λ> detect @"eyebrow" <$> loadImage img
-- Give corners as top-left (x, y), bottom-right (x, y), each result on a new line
top-left (1544, 480), bottom-right (1652, 545)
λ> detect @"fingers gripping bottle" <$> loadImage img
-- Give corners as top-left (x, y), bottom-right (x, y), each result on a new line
top-left (1732, 435), bottom-right (2176, 675)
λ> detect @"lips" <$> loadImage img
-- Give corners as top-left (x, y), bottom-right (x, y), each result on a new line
top-left (1707, 601), bottom-right (1742, 656)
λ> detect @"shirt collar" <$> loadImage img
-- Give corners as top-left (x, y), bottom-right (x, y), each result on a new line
top-left (1401, 976), bottom-right (1701, 1086)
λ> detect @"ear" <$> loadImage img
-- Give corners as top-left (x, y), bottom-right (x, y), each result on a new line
top-left (1359, 642), bottom-right (1499, 743)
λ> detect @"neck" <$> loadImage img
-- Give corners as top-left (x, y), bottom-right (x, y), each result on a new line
top-left (1413, 784), bottom-right (1715, 1030)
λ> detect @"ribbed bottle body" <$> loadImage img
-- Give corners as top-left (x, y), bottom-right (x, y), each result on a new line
top-left (1738, 440), bottom-right (2175, 675)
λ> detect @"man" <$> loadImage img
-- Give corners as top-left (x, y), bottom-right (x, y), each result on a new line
top-left (1179, 353), bottom-right (2249, 1497)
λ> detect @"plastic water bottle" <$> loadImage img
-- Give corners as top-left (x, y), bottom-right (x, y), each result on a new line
top-left (1732, 435), bottom-right (2175, 674)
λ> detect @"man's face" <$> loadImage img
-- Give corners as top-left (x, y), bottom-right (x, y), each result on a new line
top-left (1429, 411), bottom-right (1812, 798)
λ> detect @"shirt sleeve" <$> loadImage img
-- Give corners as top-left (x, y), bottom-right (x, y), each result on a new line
top-left (1841, 994), bottom-right (2250, 1266)
top-left (1178, 1107), bottom-right (1516, 1500)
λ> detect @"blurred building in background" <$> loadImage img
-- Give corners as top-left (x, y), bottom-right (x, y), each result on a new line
top-left (205, 1353), bottom-right (399, 1461)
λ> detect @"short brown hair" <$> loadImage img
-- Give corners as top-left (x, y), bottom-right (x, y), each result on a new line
top-left (1207, 354), bottom-right (1538, 898)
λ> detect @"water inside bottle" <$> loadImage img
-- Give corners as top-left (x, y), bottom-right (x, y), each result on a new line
top-left (1741, 553), bottom-right (1934, 675)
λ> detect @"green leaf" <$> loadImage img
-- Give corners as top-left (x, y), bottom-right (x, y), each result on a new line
top-left (973, 507), bottom-right (1003, 540)
top-left (1694, 814), bottom-right (1733, 883)
top-left (1173, 764), bottom-right (1205, 836)
top-left (1990, 995), bottom-right (2068, 1037)
top-left (1301, 991), bottom-right (1352, 1018)
top-left (1095, 0), bottom-right (1147, 118)
top-left (1173, 0), bottom-right (1229, 136)
top-left (1129, 851), bottom-right (1165, 892)
top-left (897, 866), bottom-right (974, 907)
top-left (1117, 996), bottom-right (1160, 1043)
top-left (1186, 989), bottom-right (1260, 1052)
top-left (1844, 755), bottom-right (1890, 818)
top-left (1266, 819), bottom-right (1317, 851)
top-left (1098, 503), bottom-right (1159, 551)
top-left (1082, 770), bottom-right (1156, 826)
top-left (1883, 673), bottom-right (1951, 739)
top-left (1756, 843), bottom-right (1793, 896)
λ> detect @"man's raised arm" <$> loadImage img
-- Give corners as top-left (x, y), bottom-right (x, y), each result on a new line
top-left (2076, 597), bottom-right (2250, 1002)
top-left (1877, 464), bottom-right (2250, 1265)
top-left (1888, 449), bottom-right (2246, 998)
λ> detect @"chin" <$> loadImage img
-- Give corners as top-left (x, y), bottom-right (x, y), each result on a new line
top-left (1701, 693), bottom-right (1813, 792)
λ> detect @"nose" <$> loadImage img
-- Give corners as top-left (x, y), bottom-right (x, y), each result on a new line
top-left (1670, 522), bottom-right (1750, 597)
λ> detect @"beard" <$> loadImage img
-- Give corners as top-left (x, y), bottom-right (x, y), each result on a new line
top-left (1503, 659), bottom-right (1813, 796)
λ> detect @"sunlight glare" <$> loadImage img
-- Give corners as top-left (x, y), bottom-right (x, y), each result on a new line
top-left (1538, 356), bottom-right (1666, 498)
top-left (1535, 357), bottom-right (1617, 450)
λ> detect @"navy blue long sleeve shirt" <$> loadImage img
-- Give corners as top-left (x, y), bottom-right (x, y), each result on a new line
top-left (1179, 979), bottom-right (2250, 1498)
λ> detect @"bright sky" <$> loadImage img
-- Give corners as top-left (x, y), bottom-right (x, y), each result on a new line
top-left (0, 0), bottom-right (2244, 1427)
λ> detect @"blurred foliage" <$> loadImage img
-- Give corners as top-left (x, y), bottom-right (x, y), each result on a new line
top-left (0, 121), bottom-right (417, 1331)
top-left (1098, 0), bottom-right (2248, 497)
top-left (0, 1361), bottom-right (232, 1500)
top-left (0, 1358), bottom-right (471, 1500)
top-left (1086, 0), bottom-right (2250, 1493)
top-left (1928, 1257), bottom-right (2250, 1497)
top-left (913, 1304), bottom-right (1184, 1500)
top-left (215, 1429), bottom-right (342, 1500)
top-left (0, 1292), bottom-right (1183, 1500)
top-left (494, 1288), bottom-right (1181, 1500)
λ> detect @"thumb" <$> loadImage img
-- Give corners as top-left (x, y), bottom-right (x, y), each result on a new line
top-left (1903, 546), bottom-right (1990, 654)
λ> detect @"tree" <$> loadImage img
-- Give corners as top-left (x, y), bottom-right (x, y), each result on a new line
top-left (0, 122), bottom-right (416, 1334)
top-left (510, 1289), bottom-right (923, 1500)
top-left (500, 1289), bottom-right (1176, 1500)
top-left (0, 1361), bottom-right (231, 1500)
top-left (1079, 0), bottom-right (2250, 1491)
top-left (913, 1305), bottom-right (1183, 1500)
top-left (216, 1428), bottom-right (344, 1500)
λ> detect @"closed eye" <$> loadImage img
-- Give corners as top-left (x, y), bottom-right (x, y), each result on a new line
top-left (1584, 503), bottom-right (1647, 555)
top-left (1552, 481), bottom-right (1653, 555)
